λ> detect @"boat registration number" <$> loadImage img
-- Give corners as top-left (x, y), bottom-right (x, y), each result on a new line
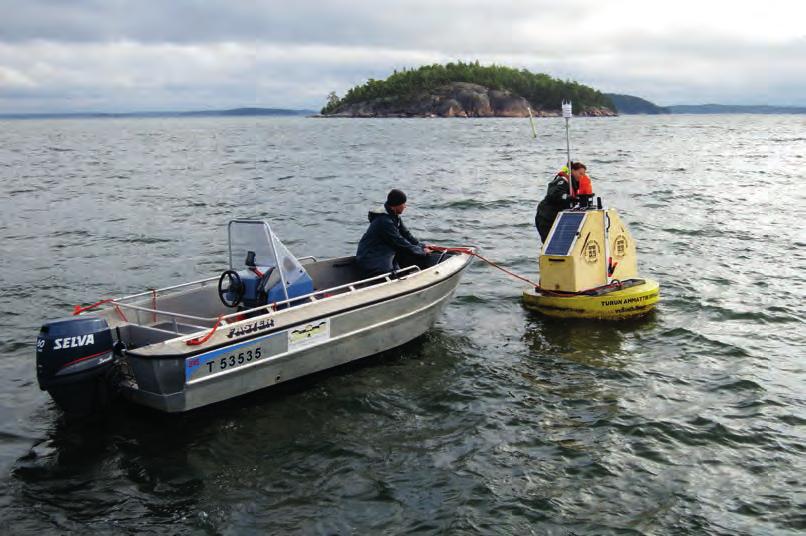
top-left (205, 347), bottom-right (262, 373)
top-left (185, 341), bottom-right (270, 382)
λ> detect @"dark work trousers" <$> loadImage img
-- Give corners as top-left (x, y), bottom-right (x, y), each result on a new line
top-left (535, 215), bottom-right (553, 243)
top-left (395, 250), bottom-right (442, 274)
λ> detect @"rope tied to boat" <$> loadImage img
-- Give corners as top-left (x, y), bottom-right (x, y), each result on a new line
top-left (72, 298), bottom-right (128, 320)
top-left (428, 245), bottom-right (625, 297)
top-left (186, 315), bottom-right (224, 346)
top-left (429, 245), bottom-right (541, 287)
top-left (114, 304), bottom-right (128, 322)
top-left (73, 298), bottom-right (115, 315)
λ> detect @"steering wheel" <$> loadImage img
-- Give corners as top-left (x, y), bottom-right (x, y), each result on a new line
top-left (218, 270), bottom-right (244, 307)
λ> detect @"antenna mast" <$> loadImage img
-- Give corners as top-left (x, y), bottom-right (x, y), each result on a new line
top-left (562, 100), bottom-right (573, 199)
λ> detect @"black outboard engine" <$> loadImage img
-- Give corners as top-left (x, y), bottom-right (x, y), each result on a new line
top-left (36, 315), bottom-right (117, 416)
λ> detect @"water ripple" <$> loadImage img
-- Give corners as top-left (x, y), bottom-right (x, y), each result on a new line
top-left (0, 115), bottom-right (802, 535)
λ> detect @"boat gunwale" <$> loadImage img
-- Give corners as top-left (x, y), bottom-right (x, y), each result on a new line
top-left (125, 250), bottom-right (475, 359)
top-left (106, 259), bottom-right (419, 324)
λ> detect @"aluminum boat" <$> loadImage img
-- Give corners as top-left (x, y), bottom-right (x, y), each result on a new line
top-left (36, 220), bottom-right (475, 415)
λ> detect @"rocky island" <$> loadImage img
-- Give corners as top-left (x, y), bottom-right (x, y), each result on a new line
top-left (321, 62), bottom-right (616, 118)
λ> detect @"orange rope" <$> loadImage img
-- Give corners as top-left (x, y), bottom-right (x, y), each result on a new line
top-left (73, 297), bottom-right (128, 320)
top-left (474, 252), bottom-right (540, 288)
top-left (114, 304), bottom-right (128, 322)
top-left (73, 298), bottom-right (114, 316)
top-left (428, 245), bottom-right (621, 297)
top-left (186, 315), bottom-right (224, 346)
top-left (429, 246), bottom-right (540, 287)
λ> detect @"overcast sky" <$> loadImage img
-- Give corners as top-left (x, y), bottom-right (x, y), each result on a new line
top-left (1, 0), bottom-right (804, 113)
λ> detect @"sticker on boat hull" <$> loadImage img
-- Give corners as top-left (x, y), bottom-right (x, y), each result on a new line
top-left (288, 319), bottom-right (330, 350)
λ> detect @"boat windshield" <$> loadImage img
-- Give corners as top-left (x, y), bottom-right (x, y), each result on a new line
top-left (228, 220), bottom-right (277, 269)
top-left (227, 220), bottom-right (310, 294)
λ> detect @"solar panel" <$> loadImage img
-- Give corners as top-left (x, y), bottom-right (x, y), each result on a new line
top-left (544, 212), bottom-right (585, 255)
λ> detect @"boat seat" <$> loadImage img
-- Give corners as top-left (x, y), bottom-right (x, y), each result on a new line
top-left (258, 268), bottom-right (282, 296)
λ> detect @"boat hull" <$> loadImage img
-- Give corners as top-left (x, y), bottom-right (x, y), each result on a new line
top-left (522, 278), bottom-right (660, 319)
top-left (121, 261), bottom-right (466, 412)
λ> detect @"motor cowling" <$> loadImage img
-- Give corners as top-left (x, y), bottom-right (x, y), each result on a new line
top-left (36, 315), bottom-right (117, 416)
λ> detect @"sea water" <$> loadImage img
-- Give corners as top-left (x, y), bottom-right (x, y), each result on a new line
top-left (0, 115), bottom-right (803, 534)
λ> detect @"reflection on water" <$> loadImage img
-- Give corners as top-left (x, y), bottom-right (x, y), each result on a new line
top-left (522, 314), bottom-right (659, 369)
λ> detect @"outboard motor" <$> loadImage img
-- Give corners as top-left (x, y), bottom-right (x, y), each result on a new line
top-left (36, 315), bottom-right (117, 416)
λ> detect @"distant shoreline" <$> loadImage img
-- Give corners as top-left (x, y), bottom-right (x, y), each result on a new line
top-left (664, 104), bottom-right (806, 114)
top-left (0, 107), bottom-right (315, 120)
top-left (2, 105), bottom-right (805, 120)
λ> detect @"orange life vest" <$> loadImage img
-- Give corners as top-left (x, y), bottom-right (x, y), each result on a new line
top-left (557, 169), bottom-right (593, 198)
top-left (577, 174), bottom-right (593, 196)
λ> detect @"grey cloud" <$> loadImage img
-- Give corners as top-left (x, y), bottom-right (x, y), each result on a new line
top-left (0, 0), bottom-right (578, 53)
top-left (1, 2), bottom-right (805, 111)
top-left (576, 33), bottom-right (806, 105)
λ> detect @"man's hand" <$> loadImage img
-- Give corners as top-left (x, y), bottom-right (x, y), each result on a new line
top-left (423, 244), bottom-right (434, 254)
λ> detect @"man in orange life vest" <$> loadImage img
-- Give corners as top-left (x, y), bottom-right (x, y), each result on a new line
top-left (534, 162), bottom-right (594, 242)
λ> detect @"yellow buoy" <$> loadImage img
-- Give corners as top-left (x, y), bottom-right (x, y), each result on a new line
top-left (522, 278), bottom-right (659, 319)
top-left (522, 207), bottom-right (660, 319)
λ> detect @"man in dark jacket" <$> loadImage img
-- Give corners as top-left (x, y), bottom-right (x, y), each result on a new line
top-left (356, 189), bottom-right (433, 277)
top-left (534, 162), bottom-right (588, 242)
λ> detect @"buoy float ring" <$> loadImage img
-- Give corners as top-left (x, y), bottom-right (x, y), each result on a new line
top-left (522, 278), bottom-right (660, 320)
